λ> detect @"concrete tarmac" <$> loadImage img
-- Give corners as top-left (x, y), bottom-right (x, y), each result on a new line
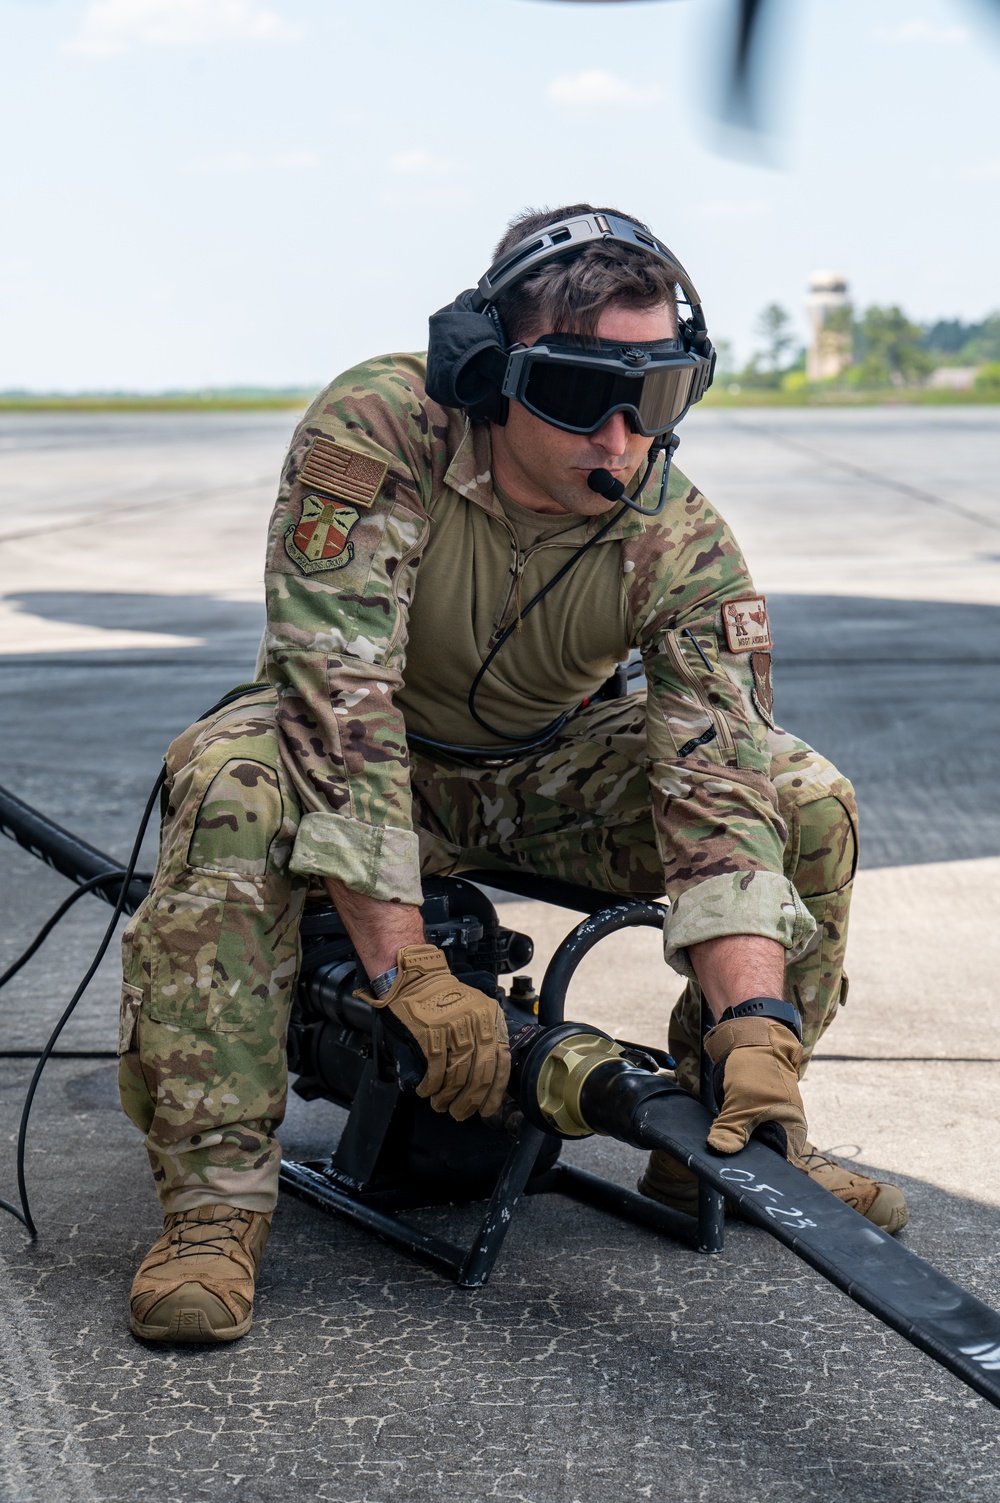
top-left (1, 405), bottom-right (999, 1502)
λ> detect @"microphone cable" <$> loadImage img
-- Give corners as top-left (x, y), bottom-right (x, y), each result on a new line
top-left (408, 433), bottom-right (680, 757)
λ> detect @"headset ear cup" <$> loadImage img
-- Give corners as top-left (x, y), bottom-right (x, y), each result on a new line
top-left (678, 313), bottom-right (715, 399)
top-left (461, 389), bottom-right (507, 425)
top-left (426, 290), bottom-right (509, 421)
top-left (452, 345), bottom-right (508, 422)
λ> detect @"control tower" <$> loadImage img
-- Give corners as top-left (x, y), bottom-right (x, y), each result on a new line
top-left (806, 271), bottom-right (852, 380)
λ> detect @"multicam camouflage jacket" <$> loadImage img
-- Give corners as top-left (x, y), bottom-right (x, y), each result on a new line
top-left (261, 353), bottom-right (816, 967)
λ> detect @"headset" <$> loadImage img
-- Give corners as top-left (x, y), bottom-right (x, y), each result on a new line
top-left (425, 209), bottom-right (715, 516)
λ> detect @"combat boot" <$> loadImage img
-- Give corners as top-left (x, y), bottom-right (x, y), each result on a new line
top-left (638, 1144), bottom-right (908, 1234)
top-left (129, 1204), bottom-right (271, 1343)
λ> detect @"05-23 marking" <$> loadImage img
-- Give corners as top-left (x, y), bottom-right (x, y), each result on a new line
top-left (717, 1166), bottom-right (818, 1229)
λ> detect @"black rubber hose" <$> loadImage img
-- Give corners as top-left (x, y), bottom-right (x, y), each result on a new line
top-left (577, 1069), bottom-right (1000, 1411)
top-left (538, 900), bottom-right (667, 1027)
top-left (0, 782), bottom-right (151, 914)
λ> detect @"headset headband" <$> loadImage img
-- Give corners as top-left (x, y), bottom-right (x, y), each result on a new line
top-left (470, 211), bottom-right (705, 328)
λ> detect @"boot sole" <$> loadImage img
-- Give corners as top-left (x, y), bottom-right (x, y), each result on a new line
top-left (130, 1308), bottom-right (252, 1343)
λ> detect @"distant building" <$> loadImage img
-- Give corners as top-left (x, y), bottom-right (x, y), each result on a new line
top-left (926, 366), bottom-right (978, 391)
top-left (806, 272), bottom-right (852, 381)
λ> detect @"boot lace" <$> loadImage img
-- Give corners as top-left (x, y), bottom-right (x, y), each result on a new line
top-left (163, 1209), bottom-right (252, 1261)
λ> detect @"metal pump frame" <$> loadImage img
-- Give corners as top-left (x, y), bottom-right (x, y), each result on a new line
top-left (279, 873), bottom-right (723, 1289)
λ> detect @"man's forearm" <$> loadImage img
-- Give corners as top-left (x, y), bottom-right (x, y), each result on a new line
top-left (688, 934), bottom-right (785, 1022)
top-left (323, 878), bottom-right (425, 979)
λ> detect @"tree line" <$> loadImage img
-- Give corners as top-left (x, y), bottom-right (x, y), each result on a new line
top-left (718, 305), bottom-right (1000, 393)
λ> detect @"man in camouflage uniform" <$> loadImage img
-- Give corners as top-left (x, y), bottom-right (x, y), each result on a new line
top-left (120, 204), bottom-right (906, 1345)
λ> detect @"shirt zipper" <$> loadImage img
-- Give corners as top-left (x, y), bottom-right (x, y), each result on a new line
top-left (487, 517), bottom-right (600, 646)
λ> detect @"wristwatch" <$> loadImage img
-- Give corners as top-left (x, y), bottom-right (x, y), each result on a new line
top-left (717, 996), bottom-right (802, 1042)
top-left (369, 966), bottom-right (399, 1001)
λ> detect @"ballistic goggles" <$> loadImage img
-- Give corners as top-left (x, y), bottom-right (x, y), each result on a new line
top-left (500, 333), bottom-right (710, 437)
top-left (426, 211), bottom-right (716, 429)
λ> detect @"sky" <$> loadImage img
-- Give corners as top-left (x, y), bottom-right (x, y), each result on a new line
top-left (1, 0), bottom-right (999, 390)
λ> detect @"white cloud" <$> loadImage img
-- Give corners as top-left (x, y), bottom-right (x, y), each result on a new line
top-left (962, 159), bottom-right (1000, 179)
top-left (546, 69), bottom-right (661, 108)
top-left (66, 0), bottom-right (301, 58)
top-left (388, 148), bottom-right (458, 176)
top-left (873, 19), bottom-right (969, 44)
top-left (687, 198), bottom-right (770, 224)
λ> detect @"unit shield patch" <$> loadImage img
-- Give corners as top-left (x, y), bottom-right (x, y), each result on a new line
top-left (721, 595), bottom-right (772, 653)
top-left (285, 494), bottom-right (361, 573)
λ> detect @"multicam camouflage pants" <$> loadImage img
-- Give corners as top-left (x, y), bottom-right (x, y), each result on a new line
top-left (119, 688), bottom-right (857, 1213)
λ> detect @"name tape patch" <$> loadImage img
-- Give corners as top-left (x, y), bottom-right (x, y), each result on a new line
top-left (299, 436), bottom-right (387, 510)
top-left (721, 595), bottom-right (772, 653)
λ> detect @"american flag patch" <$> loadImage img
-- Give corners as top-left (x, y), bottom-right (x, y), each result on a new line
top-left (299, 436), bottom-right (388, 509)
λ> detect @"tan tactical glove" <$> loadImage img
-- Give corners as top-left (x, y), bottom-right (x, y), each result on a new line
top-left (362, 944), bottom-right (510, 1122)
top-left (703, 1015), bottom-right (807, 1159)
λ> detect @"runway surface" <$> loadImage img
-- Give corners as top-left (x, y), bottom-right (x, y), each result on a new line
top-left (1, 405), bottom-right (999, 1502)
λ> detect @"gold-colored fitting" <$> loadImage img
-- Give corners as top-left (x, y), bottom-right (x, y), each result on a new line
top-left (533, 1031), bottom-right (628, 1138)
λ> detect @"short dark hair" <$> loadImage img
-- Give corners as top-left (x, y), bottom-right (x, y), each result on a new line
top-left (490, 203), bottom-right (679, 343)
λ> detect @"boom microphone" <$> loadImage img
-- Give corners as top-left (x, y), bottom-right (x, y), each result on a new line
top-left (587, 468), bottom-right (626, 502)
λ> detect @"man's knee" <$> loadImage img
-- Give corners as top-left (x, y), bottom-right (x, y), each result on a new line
top-left (793, 792), bottom-right (857, 898)
top-left (162, 697), bottom-right (294, 880)
top-left (187, 758), bottom-right (286, 874)
top-left (769, 733), bottom-right (858, 896)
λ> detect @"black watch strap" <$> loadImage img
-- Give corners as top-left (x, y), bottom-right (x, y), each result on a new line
top-left (717, 996), bottom-right (803, 1042)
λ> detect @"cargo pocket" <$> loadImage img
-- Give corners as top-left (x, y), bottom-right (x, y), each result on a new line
top-left (146, 878), bottom-right (269, 1035)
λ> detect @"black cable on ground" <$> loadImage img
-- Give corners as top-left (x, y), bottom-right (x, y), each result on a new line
top-left (0, 682), bottom-right (265, 1236)
top-left (5, 767), bottom-right (166, 1236)
top-left (0, 1050), bottom-right (117, 1060)
top-left (0, 870), bottom-right (131, 993)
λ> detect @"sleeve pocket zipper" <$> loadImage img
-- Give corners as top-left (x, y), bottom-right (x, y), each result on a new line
top-left (663, 629), bottom-right (736, 759)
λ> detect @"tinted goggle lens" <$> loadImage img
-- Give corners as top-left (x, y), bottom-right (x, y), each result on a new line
top-left (520, 359), bottom-right (696, 435)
